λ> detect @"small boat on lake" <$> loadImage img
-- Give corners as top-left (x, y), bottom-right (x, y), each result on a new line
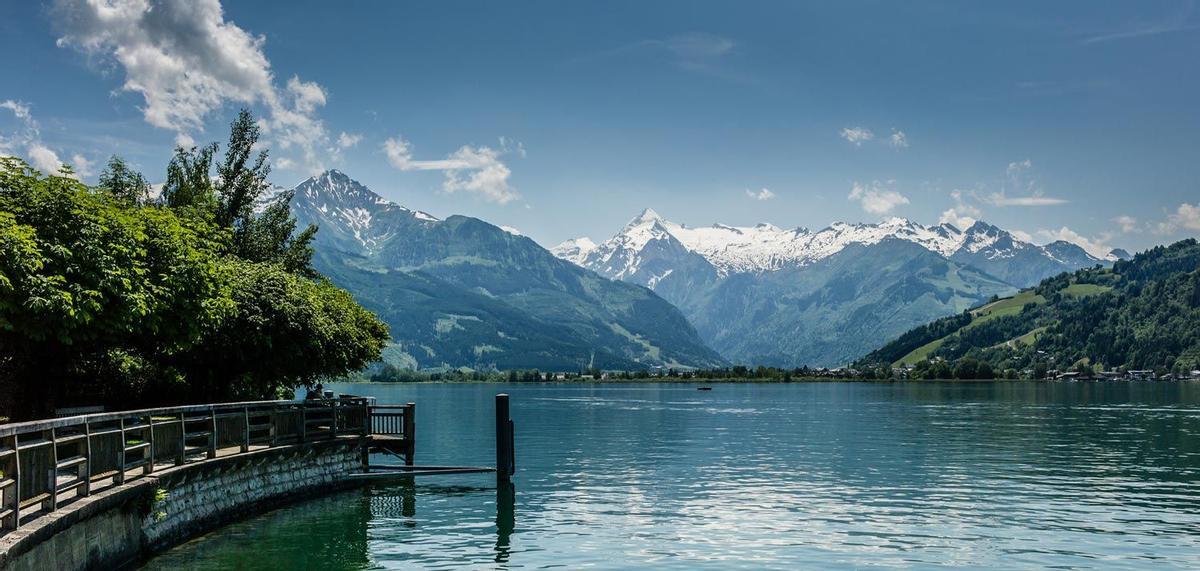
top-left (697, 386), bottom-right (713, 391)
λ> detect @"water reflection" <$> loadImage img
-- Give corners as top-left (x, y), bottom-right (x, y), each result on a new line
top-left (494, 481), bottom-right (515, 563)
top-left (143, 381), bottom-right (1200, 569)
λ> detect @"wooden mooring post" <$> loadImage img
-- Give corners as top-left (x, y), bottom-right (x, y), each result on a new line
top-left (495, 394), bottom-right (515, 482)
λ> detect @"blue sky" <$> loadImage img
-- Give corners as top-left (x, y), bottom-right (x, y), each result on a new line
top-left (2, 1), bottom-right (1198, 255)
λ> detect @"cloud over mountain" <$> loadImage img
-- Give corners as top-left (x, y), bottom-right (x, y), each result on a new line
top-left (53, 0), bottom-right (333, 173)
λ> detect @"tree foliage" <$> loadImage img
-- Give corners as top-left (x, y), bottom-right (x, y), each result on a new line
top-left (0, 110), bottom-right (387, 419)
top-left (97, 155), bottom-right (151, 205)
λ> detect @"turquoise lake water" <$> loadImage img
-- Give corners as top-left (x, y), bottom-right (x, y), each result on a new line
top-left (141, 381), bottom-right (1200, 569)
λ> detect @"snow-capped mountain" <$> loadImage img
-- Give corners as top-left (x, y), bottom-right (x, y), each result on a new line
top-left (275, 171), bottom-right (724, 371)
top-left (550, 209), bottom-right (1116, 367)
top-left (549, 237), bottom-right (597, 265)
top-left (282, 170), bottom-right (440, 255)
top-left (559, 209), bottom-right (1108, 287)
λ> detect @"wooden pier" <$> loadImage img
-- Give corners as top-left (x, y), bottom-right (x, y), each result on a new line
top-left (0, 394), bottom-right (515, 538)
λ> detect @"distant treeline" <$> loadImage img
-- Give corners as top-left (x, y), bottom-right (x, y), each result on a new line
top-left (370, 363), bottom-right (909, 382)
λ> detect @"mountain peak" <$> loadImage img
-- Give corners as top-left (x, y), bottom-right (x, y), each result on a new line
top-left (965, 220), bottom-right (1001, 233)
top-left (633, 208), bottom-right (663, 224)
top-left (550, 237), bottom-right (598, 265)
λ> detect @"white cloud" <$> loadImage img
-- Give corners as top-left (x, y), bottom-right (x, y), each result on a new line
top-left (286, 76), bottom-right (326, 114)
top-left (745, 188), bottom-right (775, 201)
top-left (1, 99), bottom-right (90, 178)
top-left (1080, 6), bottom-right (1198, 46)
top-left (889, 129), bottom-right (909, 149)
top-left (1036, 227), bottom-right (1115, 259)
top-left (848, 180), bottom-right (909, 215)
top-left (337, 132), bottom-right (362, 149)
top-left (70, 153), bottom-right (95, 177)
top-left (26, 144), bottom-right (65, 175)
top-left (384, 136), bottom-right (520, 204)
top-left (0, 100), bottom-right (32, 123)
top-left (987, 193), bottom-right (1068, 206)
top-left (987, 159), bottom-right (1067, 206)
top-left (663, 33), bottom-right (735, 59)
top-left (1011, 229), bottom-right (1035, 243)
top-left (1113, 215), bottom-right (1138, 233)
top-left (938, 189), bottom-right (982, 229)
top-left (54, 0), bottom-right (334, 174)
top-left (839, 127), bottom-right (874, 146)
top-left (1156, 203), bottom-right (1200, 234)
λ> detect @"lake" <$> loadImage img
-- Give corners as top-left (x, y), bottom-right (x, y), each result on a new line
top-left (141, 381), bottom-right (1200, 569)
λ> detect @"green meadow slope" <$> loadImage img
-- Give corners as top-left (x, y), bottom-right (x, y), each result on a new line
top-left (856, 239), bottom-right (1200, 377)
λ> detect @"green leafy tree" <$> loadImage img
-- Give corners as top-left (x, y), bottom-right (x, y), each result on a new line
top-left (162, 143), bottom-right (218, 213)
top-left (169, 260), bottom-right (388, 401)
top-left (0, 158), bottom-right (231, 418)
top-left (97, 155), bottom-right (151, 205)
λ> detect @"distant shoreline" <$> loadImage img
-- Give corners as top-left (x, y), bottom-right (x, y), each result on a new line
top-left (337, 377), bottom-right (1196, 385)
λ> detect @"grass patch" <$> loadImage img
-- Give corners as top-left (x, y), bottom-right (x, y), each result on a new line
top-left (1062, 283), bottom-right (1111, 297)
top-left (894, 290), bottom-right (1046, 366)
top-left (895, 337), bottom-right (947, 367)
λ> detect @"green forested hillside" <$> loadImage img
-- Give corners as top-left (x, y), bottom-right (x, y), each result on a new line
top-left (856, 239), bottom-right (1200, 378)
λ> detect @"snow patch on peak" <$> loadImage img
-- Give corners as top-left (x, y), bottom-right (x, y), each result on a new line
top-left (633, 208), bottom-right (663, 223)
top-left (551, 237), bottom-right (598, 265)
top-left (561, 209), bottom-right (1086, 278)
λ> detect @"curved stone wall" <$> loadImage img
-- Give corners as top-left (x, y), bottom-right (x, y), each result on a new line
top-left (0, 439), bottom-right (363, 571)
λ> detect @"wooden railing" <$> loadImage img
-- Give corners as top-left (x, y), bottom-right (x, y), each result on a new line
top-left (366, 403), bottom-right (415, 465)
top-left (0, 397), bottom-right (375, 535)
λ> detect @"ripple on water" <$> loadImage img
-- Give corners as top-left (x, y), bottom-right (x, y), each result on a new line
top-left (142, 381), bottom-right (1200, 569)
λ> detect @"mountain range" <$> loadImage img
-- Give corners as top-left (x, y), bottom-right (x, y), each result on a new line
top-left (275, 171), bottom-right (725, 371)
top-left (553, 210), bottom-right (1123, 366)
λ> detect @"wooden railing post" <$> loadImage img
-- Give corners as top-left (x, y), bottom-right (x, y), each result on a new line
top-left (299, 404), bottom-right (307, 444)
top-left (12, 436), bottom-right (21, 530)
top-left (404, 402), bottom-right (416, 466)
top-left (241, 407), bottom-right (250, 453)
top-left (116, 419), bottom-right (126, 485)
top-left (176, 411), bottom-right (186, 465)
top-left (46, 428), bottom-right (58, 511)
top-left (82, 421), bottom-right (92, 497)
top-left (363, 400), bottom-right (372, 435)
top-left (144, 414), bottom-right (155, 476)
top-left (269, 406), bottom-right (279, 447)
top-left (207, 409), bottom-right (218, 459)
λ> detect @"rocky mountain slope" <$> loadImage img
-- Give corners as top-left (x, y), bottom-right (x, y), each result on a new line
top-left (554, 209), bottom-right (1118, 366)
top-left (280, 171), bottom-right (725, 371)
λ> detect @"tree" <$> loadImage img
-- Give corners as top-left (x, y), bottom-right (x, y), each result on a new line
top-left (168, 260), bottom-right (388, 401)
top-left (954, 358), bottom-right (979, 380)
top-left (1, 110), bottom-right (389, 418)
top-left (162, 109), bottom-right (319, 275)
top-left (162, 143), bottom-right (218, 212)
top-left (97, 156), bottom-right (150, 205)
top-left (0, 158), bottom-right (231, 417)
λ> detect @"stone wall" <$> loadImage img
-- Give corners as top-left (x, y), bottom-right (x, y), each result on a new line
top-left (0, 439), bottom-right (364, 571)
